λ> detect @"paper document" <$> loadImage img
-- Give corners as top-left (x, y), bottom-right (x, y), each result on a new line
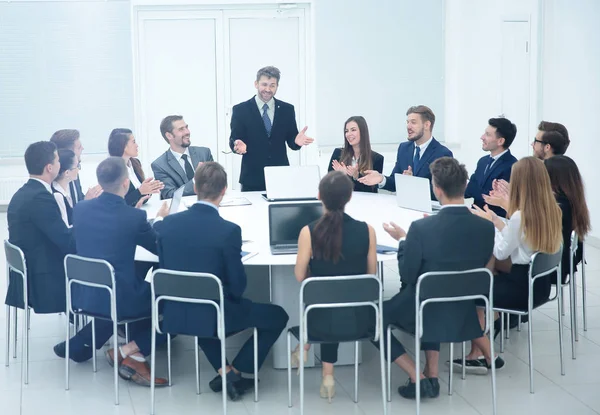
top-left (220, 197), bottom-right (252, 207)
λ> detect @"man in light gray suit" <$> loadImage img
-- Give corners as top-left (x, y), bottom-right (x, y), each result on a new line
top-left (151, 115), bottom-right (214, 199)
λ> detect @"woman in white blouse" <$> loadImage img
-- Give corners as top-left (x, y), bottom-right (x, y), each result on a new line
top-left (458, 157), bottom-right (562, 371)
top-left (52, 149), bottom-right (79, 227)
top-left (108, 128), bottom-right (163, 207)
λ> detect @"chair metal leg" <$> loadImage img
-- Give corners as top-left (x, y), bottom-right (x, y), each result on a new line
top-left (379, 262), bottom-right (385, 291)
top-left (517, 315), bottom-right (522, 332)
top-left (299, 330), bottom-right (305, 415)
top-left (572, 274), bottom-right (579, 342)
top-left (489, 307), bottom-right (497, 415)
top-left (582, 252), bottom-right (588, 331)
top-left (505, 313), bottom-right (510, 340)
top-left (569, 280), bottom-right (577, 359)
top-left (74, 313), bottom-right (79, 334)
top-left (65, 311), bottom-right (70, 391)
top-left (253, 327), bottom-right (258, 402)
top-left (13, 308), bottom-right (17, 359)
top-left (415, 329), bottom-right (421, 415)
top-left (287, 332), bottom-right (292, 408)
top-left (557, 282), bottom-right (565, 375)
top-left (150, 321), bottom-right (157, 415)
top-left (167, 334), bottom-right (172, 387)
top-left (528, 314), bottom-right (534, 393)
top-left (461, 342), bottom-right (466, 380)
top-left (195, 336), bottom-right (200, 395)
top-left (24, 307), bottom-right (29, 384)
top-left (5, 306), bottom-right (10, 367)
top-left (92, 318), bottom-right (97, 373)
top-left (500, 313), bottom-right (505, 353)
top-left (125, 323), bottom-right (130, 344)
top-left (113, 319), bottom-right (119, 405)
top-left (378, 325), bottom-right (388, 415)
top-left (386, 325), bottom-right (392, 402)
top-left (561, 286), bottom-right (566, 316)
top-left (354, 341), bottom-right (359, 403)
top-left (220, 337), bottom-right (227, 415)
top-left (27, 308), bottom-right (31, 331)
top-left (448, 343), bottom-right (453, 395)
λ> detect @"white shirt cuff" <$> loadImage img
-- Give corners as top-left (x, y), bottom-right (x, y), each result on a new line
top-left (378, 174), bottom-right (387, 189)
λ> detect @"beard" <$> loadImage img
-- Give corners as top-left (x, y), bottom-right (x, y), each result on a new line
top-left (180, 136), bottom-right (191, 148)
top-left (407, 130), bottom-right (424, 142)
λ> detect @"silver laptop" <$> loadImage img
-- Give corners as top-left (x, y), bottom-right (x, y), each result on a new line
top-left (263, 165), bottom-right (320, 202)
top-left (269, 202), bottom-right (323, 254)
top-left (394, 173), bottom-right (432, 213)
top-left (169, 186), bottom-right (185, 214)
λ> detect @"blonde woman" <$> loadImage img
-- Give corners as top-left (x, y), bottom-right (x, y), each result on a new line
top-left (457, 157), bottom-right (563, 373)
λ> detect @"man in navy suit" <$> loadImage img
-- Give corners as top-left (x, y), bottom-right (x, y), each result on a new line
top-left (359, 105), bottom-right (452, 199)
top-left (156, 162), bottom-right (289, 401)
top-left (151, 115), bottom-right (214, 199)
top-left (465, 117), bottom-right (518, 217)
top-left (5, 141), bottom-right (75, 314)
top-left (229, 66), bottom-right (314, 191)
top-left (50, 129), bottom-right (103, 203)
top-left (53, 157), bottom-right (170, 387)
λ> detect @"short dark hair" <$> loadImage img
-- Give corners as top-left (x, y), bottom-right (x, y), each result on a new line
top-left (194, 162), bottom-right (227, 200)
top-left (50, 129), bottom-right (80, 150)
top-left (538, 121), bottom-right (569, 146)
top-left (160, 115), bottom-right (183, 144)
top-left (57, 149), bottom-right (77, 178)
top-left (406, 105), bottom-right (436, 131)
top-left (488, 117), bottom-right (517, 148)
top-left (96, 157), bottom-right (128, 194)
top-left (25, 141), bottom-right (57, 176)
top-left (256, 66), bottom-right (281, 83)
top-left (541, 130), bottom-right (569, 156)
top-left (429, 157), bottom-right (468, 198)
top-left (108, 128), bottom-right (133, 157)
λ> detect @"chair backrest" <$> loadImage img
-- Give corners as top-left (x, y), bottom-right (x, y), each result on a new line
top-left (64, 254), bottom-right (115, 288)
top-left (4, 239), bottom-right (26, 275)
top-left (301, 274), bottom-right (381, 306)
top-left (416, 268), bottom-right (493, 303)
top-left (530, 248), bottom-right (563, 280)
top-left (151, 269), bottom-right (223, 303)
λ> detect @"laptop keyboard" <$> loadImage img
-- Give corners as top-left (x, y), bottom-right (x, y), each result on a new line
top-left (274, 244), bottom-right (298, 250)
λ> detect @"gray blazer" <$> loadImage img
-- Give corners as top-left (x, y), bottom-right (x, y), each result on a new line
top-left (151, 146), bottom-right (213, 199)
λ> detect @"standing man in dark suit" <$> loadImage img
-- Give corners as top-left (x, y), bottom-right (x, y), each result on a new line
top-left (151, 115), bottom-right (214, 199)
top-left (53, 157), bottom-right (169, 387)
top-left (375, 157), bottom-right (500, 399)
top-left (359, 105), bottom-right (452, 199)
top-left (50, 129), bottom-right (103, 203)
top-left (156, 162), bottom-right (289, 400)
top-left (465, 117), bottom-right (518, 217)
top-left (5, 141), bottom-right (76, 314)
top-left (229, 66), bottom-right (314, 191)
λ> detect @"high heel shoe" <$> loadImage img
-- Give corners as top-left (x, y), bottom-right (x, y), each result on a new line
top-left (290, 345), bottom-right (308, 373)
top-left (320, 374), bottom-right (335, 403)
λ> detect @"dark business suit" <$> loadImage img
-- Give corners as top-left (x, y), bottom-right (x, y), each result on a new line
top-left (4, 179), bottom-right (75, 313)
top-left (151, 146), bottom-right (213, 199)
top-left (156, 203), bottom-right (289, 373)
top-left (229, 96), bottom-right (301, 191)
top-left (69, 177), bottom-right (85, 205)
top-left (465, 150), bottom-right (517, 217)
top-left (382, 138), bottom-right (453, 199)
top-left (375, 206), bottom-right (494, 360)
top-left (68, 193), bottom-right (165, 355)
top-left (124, 164), bottom-right (145, 207)
top-left (328, 148), bottom-right (384, 193)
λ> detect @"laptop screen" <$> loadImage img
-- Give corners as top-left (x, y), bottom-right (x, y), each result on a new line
top-left (169, 186), bottom-right (185, 214)
top-left (269, 202), bottom-right (323, 245)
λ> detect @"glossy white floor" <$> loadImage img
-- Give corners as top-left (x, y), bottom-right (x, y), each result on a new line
top-left (2, 212), bottom-right (600, 415)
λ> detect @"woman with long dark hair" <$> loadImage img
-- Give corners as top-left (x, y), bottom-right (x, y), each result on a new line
top-left (294, 171), bottom-right (377, 401)
top-left (544, 155), bottom-right (591, 283)
top-left (108, 128), bottom-right (163, 206)
top-left (328, 116), bottom-right (384, 192)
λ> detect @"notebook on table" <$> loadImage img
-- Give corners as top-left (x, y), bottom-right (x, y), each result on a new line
top-left (262, 165), bottom-right (320, 202)
top-left (268, 202), bottom-right (323, 255)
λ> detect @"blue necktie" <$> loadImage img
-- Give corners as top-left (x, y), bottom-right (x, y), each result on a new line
top-left (484, 156), bottom-right (494, 175)
top-left (412, 146), bottom-right (421, 172)
top-left (262, 103), bottom-right (272, 136)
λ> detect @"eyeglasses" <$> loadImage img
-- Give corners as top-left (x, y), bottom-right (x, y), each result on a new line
top-left (532, 139), bottom-right (546, 145)
top-left (70, 163), bottom-right (81, 171)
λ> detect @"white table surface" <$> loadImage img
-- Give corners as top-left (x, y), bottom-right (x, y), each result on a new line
top-left (135, 191), bottom-right (426, 265)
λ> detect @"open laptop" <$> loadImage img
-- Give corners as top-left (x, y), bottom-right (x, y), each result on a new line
top-left (169, 186), bottom-right (185, 214)
top-left (394, 173), bottom-right (433, 213)
top-left (262, 165), bottom-right (320, 202)
top-left (269, 202), bottom-right (323, 254)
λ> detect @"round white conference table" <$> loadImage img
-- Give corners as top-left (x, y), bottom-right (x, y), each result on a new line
top-left (136, 191), bottom-right (425, 369)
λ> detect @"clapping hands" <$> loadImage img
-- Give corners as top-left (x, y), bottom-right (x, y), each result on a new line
top-left (331, 160), bottom-right (359, 179)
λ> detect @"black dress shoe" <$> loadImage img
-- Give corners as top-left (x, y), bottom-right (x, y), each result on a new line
top-left (53, 340), bottom-right (93, 363)
top-left (479, 356), bottom-right (505, 370)
top-left (428, 378), bottom-right (440, 398)
top-left (209, 374), bottom-right (256, 393)
top-left (209, 371), bottom-right (244, 401)
top-left (397, 378), bottom-right (434, 399)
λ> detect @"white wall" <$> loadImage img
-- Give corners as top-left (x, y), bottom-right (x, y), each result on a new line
top-left (541, 0), bottom-right (600, 239)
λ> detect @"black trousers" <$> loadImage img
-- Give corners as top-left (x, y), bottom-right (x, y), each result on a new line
top-left (494, 264), bottom-right (552, 310)
top-left (196, 303), bottom-right (288, 374)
